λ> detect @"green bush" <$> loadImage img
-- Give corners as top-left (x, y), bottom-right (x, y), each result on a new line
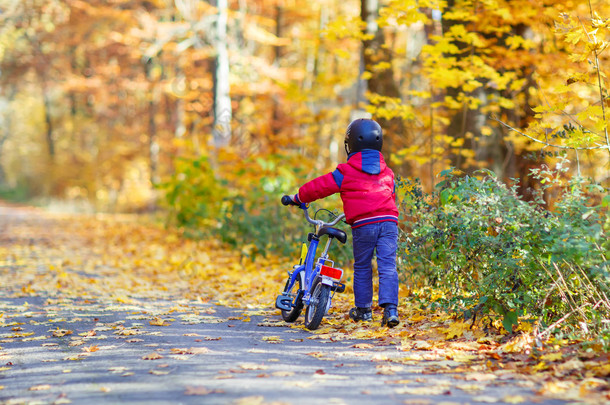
top-left (397, 165), bottom-right (609, 341)
top-left (160, 154), bottom-right (350, 263)
top-left (158, 156), bottom-right (227, 232)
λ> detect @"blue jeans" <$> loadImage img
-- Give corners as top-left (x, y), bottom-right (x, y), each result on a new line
top-left (351, 221), bottom-right (399, 308)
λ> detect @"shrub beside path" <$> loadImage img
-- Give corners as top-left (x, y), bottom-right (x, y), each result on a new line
top-left (0, 202), bottom-right (606, 404)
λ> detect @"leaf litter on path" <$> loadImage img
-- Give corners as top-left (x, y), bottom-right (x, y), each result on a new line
top-left (1, 203), bottom-right (609, 404)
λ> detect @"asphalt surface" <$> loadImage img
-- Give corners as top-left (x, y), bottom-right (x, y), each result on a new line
top-left (0, 295), bottom-right (571, 405)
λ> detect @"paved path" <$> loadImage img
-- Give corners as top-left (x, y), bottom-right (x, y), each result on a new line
top-left (0, 203), bottom-right (569, 405)
top-left (0, 296), bottom-right (568, 405)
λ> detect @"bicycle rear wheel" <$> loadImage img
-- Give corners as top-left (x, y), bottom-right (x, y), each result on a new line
top-left (304, 279), bottom-right (331, 330)
top-left (281, 272), bottom-right (304, 322)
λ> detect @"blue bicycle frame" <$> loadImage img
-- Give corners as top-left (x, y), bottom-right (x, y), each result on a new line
top-left (285, 235), bottom-right (323, 306)
top-left (278, 202), bottom-right (346, 306)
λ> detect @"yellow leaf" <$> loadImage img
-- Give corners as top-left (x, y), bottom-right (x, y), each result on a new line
top-left (445, 321), bottom-right (470, 340)
top-left (408, 314), bottom-right (427, 323)
top-left (262, 336), bottom-right (283, 343)
top-left (532, 361), bottom-right (548, 372)
top-left (540, 352), bottom-right (562, 362)
top-left (232, 396), bottom-right (265, 405)
top-left (29, 384), bottom-right (52, 391)
top-left (149, 317), bottom-right (170, 326)
top-left (52, 329), bottom-right (73, 337)
top-left (352, 343), bottom-right (375, 349)
top-left (503, 395), bottom-right (527, 404)
top-left (481, 126), bottom-right (493, 136)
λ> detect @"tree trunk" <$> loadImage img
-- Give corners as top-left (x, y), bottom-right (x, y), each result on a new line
top-left (271, 5), bottom-right (282, 138)
top-left (212, 0), bottom-right (231, 148)
top-left (360, 0), bottom-right (408, 173)
top-left (145, 61), bottom-right (160, 186)
top-left (42, 83), bottom-right (55, 159)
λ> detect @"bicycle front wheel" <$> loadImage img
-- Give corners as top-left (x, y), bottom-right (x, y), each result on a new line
top-left (304, 279), bottom-right (331, 330)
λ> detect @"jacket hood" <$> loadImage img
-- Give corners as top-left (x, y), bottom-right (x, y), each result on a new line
top-left (347, 149), bottom-right (386, 175)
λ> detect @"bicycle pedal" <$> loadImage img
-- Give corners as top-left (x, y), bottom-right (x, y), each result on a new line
top-left (275, 293), bottom-right (293, 311)
top-left (331, 282), bottom-right (345, 293)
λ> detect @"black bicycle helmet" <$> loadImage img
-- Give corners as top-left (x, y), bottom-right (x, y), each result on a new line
top-left (344, 118), bottom-right (383, 155)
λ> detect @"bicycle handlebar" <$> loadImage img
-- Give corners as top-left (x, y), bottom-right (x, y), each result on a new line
top-left (281, 195), bottom-right (345, 228)
top-left (281, 195), bottom-right (299, 207)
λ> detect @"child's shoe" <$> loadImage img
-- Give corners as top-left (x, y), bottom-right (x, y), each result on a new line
top-left (381, 306), bottom-right (400, 328)
top-left (349, 307), bottom-right (372, 322)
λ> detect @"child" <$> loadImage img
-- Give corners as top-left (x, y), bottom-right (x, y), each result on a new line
top-left (287, 118), bottom-right (400, 327)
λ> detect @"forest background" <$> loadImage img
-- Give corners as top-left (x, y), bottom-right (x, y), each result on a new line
top-left (0, 0), bottom-right (609, 345)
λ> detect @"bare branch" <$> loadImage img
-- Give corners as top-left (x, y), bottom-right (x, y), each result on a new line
top-left (490, 115), bottom-right (610, 151)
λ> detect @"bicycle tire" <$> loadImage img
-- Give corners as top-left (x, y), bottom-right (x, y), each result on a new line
top-left (281, 272), bottom-right (304, 322)
top-left (304, 279), bottom-right (331, 330)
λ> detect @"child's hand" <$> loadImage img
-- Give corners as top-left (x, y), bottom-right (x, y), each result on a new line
top-left (281, 195), bottom-right (308, 210)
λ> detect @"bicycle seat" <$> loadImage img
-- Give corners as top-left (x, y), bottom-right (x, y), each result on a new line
top-left (318, 226), bottom-right (347, 244)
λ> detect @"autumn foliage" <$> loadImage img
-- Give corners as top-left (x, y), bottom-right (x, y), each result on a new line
top-left (0, 0), bottom-right (609, 356)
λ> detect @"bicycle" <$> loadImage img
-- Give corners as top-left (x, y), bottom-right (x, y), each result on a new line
top-left (275, 195), bottom-right (347, 330)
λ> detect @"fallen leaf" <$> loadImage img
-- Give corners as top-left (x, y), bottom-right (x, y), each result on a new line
top-left (376, 364), bottom-right (404, 375)
top-left (503, 395), bottom-right (527, 404)
top-left (149, 369), bottom-right (170, 375)
top-left (239, 363), bottom-right (268, 370)
top-left (187, 347), bottom-right (209, 355)
top-left (52, 394), bottom-right (71, 404)
top-left (64, 354), bottom-right (89, 361)
top-left (557, 358), bottom-right (585, 373)
top-left (445, 321), bottom-right (470, 340)
top-left (294, 381), bottom-right (313, 388)
top-left (52, 329), bottom-right (73, 337)
top-left (456, 383), bottom-right (485, 392)
top-left (115, 329), bottom-right (142, 336)
top-left (352, 343), bottom-right (375, 349)
top-left (29, 384), bottom-right (52, 391)
top-left (462, 372), bottom-right (497, 382)
top-left (395, 386), bottom-right (450, 395)
top-left (170, 347), bottom-right (209, 355)
top-left (540, 352), bottom-right (562, 362)
top-left (184, 386), bottom-right (224, 396)
top-left (471, 396), bottom-right (500, 403)
top-left (271, 371), bottom-right (295, 377)
top-left (262, 336), bottom-right (283, 343)
top-left (142, 352), bottom-right (164, 360)
top-left (82, 345), bottom-right (99, 353)
top-left (149, 317), bottom-right (170, 326)
top-left (233, 396), bottom-right (264, 405)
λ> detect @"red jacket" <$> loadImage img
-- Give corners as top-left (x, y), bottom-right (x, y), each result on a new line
top-left (297, 150), bottom-right (398, 228)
